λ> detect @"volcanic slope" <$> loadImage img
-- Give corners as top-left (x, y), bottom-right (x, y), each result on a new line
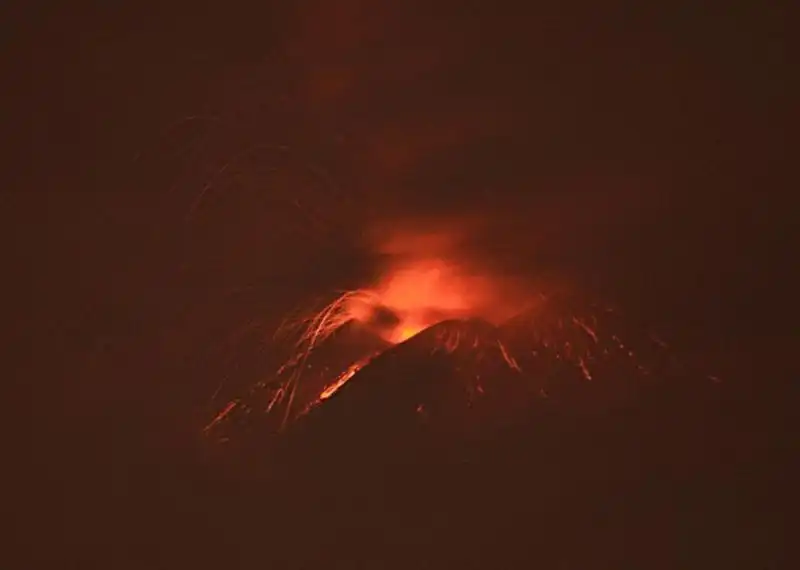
top-left (242, 310), bottom-right (764, 570)
top-left (292, 318), bottom-right (528, 441)
top-left (287, 300), bottom-right (685, 452)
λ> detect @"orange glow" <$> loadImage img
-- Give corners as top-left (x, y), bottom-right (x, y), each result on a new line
top-left (338, 222), bottom-right (531, 345)
top-left (345, 257), bottom-right (487, 344)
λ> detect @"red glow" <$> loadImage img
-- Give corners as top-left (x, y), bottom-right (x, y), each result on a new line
top-left (342, 223), bottom-right (530, 345)
top-left (347, 257), bottom-right (491, 343)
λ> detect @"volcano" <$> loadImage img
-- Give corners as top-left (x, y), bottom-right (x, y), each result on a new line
top-left (266, 301), bottom-right (686, 468)
top-left (208, 296), bottom-right (688, 449)
top-left (213, 307), bottom-right (785, 570)
top-left (199, 299), bottom-right (796, 570)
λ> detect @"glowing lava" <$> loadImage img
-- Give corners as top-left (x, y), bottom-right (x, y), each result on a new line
top-left (346, 257), bottom-right (497, 344)
top-left (341, 223), bottom-right (530, 346)
top-left (318, 358), bottom-right (371, 401)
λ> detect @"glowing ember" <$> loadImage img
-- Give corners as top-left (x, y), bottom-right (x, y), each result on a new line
top-left (204, 400), bottom-right (238, 434)
top-left (318, 358), bottom-right (371, 401)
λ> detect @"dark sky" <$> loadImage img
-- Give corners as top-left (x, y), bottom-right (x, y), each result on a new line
top-left (7, 2), bottom-right (796, 567)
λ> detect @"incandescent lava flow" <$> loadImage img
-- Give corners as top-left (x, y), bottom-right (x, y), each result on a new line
top-left (204, 222), bottom-right (696, 447)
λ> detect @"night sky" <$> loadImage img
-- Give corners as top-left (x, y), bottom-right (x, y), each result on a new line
top-left (7, 2), bottom-right (796, 567)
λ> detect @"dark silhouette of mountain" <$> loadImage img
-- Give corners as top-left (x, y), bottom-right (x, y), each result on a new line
top-left (209, 312), bottom-right (793, 569)
top-left (284, 304), bottom-right (680, 454)
top-left (288, 318), bottom-right (531, 447)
